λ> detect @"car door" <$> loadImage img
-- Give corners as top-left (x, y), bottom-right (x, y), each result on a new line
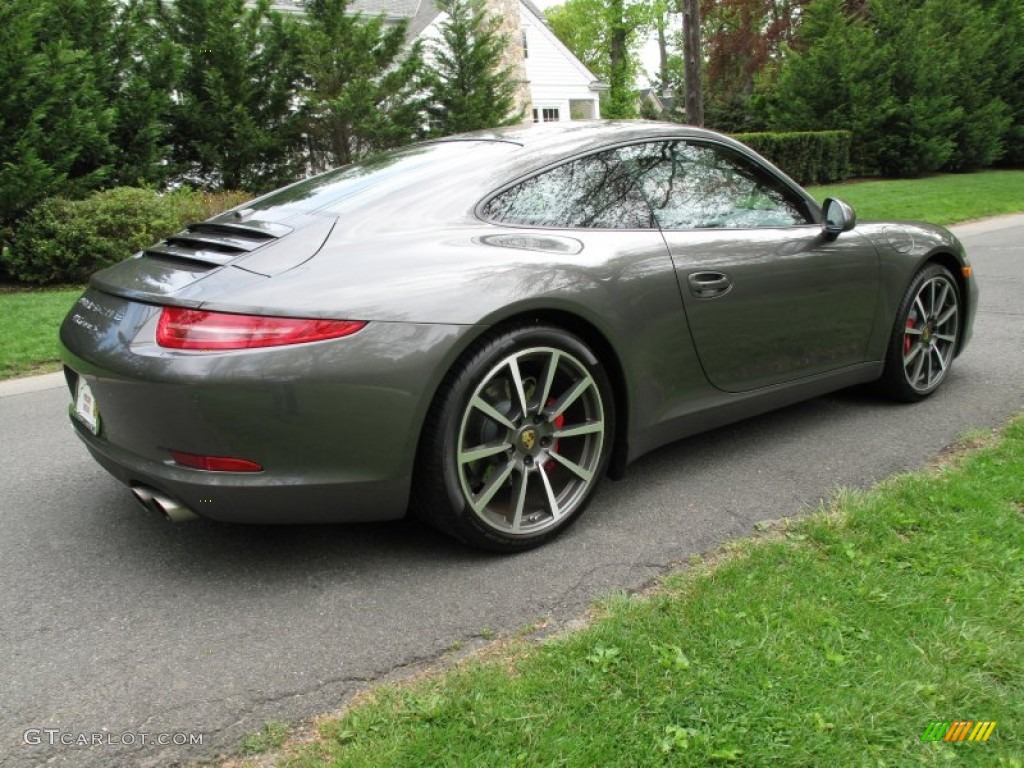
top-left (478, 144), bottom-right (704, 442)
top-left (626, 139), bottom-right (880, 393)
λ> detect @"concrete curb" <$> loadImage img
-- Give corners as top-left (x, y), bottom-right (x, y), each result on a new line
top-left (0, 371), bottom-right (65, 398)
top-left (949, 212), bottom-right (1024, 238)
top-left (1, 212), bottom-right (1020, 399)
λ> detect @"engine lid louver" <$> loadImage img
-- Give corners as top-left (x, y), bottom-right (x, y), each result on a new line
top-left (143, 220), bottom-right (293, 268)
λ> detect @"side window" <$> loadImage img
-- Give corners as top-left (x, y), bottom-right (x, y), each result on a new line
top-left (633, 141), bottom-right (812, 229)
top-left (481, 147), bottom-right (655, 229)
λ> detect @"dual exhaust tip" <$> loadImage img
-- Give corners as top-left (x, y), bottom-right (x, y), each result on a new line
top-left (131, 484), bottom-right (199, 523)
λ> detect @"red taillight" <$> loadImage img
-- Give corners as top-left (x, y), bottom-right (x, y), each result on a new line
top-left (156, 307), bottom-right (366, 350)
top-left (169, 450), bottom-right (263, 472)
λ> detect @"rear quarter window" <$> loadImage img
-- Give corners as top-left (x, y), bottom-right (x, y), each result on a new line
top-left (481, 147), bottom-right (656, 229)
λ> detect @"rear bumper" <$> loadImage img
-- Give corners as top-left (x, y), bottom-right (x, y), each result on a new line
top-left (60, 296), bottom-right (477, 523)
top-left (70, 416), bottom-right (408, 523)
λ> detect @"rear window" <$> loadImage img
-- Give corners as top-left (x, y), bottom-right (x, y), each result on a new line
top-left (243, 141), bottom-right (517, 217)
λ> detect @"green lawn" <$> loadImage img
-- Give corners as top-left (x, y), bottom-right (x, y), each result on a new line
top-left (246, 417), bottom-right (1024, 768)
top-left (808, 169), bottom-right (1024, 225)
top-left (0, 288), bottom-right (81, 379)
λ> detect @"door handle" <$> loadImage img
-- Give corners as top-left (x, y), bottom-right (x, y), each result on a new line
top-left (687, 271), bottom-right (732, 298)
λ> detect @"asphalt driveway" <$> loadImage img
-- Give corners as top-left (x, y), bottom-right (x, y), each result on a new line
top-left (1, 216), bottom-right (1021, 767)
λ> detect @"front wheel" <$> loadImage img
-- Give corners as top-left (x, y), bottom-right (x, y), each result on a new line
top-left (878, 263), bottom-right (961, 402)
top-left (414, 325), bottom-right (615, 552)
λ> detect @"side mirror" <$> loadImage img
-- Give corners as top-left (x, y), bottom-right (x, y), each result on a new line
top-left (822, 198), bottom-right (856, 240)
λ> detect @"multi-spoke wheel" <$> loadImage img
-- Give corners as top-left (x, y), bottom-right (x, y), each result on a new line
top-left (879, 264), bottom-right (961, 401)
top-left (415, 325), bottom-right (615, 552)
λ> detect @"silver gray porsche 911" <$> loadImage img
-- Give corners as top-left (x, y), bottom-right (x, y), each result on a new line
top-left (60, 121), bottom-right (977, 551)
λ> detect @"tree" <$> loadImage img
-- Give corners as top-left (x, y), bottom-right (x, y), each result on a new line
top-left (992, 0), bottom-right (1024, 166)
top-left (0, 0), bottom-right (116, 241)
top-left (767, 0), bottom-right (960, 176)
top-left (681, 0), bottom-right (703, 126)
top-left (426, 0), bottom-right (522, 134)
top-left (922, 0), bottom-right (1011, 171)
top-left (645, 0), bottom-right (685, 120)
top-left (604, 0), bottom-right (635, 117)
top-left (700, 0), bottom-right (809, 131)
top-left (107, 0), bottom-right (180, 187)
top-left (764, 0), bottom-right (1024, 176)
top-left (546, 0), bottom-right (651, 118)
top-left (298, 0), bottom-right (428, 171)
top-left (160, 0), bottom-right (304, 190)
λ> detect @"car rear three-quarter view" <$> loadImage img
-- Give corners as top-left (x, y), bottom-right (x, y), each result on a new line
top-left (60, 122), bottom-right (978, 551)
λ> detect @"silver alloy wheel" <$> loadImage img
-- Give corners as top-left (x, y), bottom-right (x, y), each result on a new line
top-left (902, 274), bottom-right (959, 392)
top-left (456, 346), bottom-right (605, 536)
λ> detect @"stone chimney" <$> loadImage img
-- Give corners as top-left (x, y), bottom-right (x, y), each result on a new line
top-left (486, 0), bottom-right (532, 122)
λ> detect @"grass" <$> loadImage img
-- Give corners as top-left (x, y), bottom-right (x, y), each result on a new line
top-left (807, 169), bottom-right (1024, 225)
top-left (246, 416), bottom-right (1024, 768)
top-left (240, 723), bottom-right (291, 756)
top-left (0, 287), bottom-right (81, 379)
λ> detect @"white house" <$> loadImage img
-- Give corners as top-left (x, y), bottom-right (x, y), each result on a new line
top-left (515, 0), bottom-right (607, 121)
top-left (270, 0), bottom-right (607, 122)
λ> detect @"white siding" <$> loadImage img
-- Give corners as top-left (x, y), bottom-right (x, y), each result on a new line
top-left (519, 4), bottom-right (600, 121)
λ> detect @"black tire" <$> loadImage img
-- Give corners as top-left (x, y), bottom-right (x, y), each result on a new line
top-left (878, 263), bottom-right (961, 402)
top-left (413, 324), bottom-right (616, 552)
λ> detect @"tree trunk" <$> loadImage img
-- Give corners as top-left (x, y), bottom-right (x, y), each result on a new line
top-left (608, 0), bottom-right (629, 115)
top-left (657, 12), bottom-right (669, 93)
top-left (682, 0), bottom-right (703, 126)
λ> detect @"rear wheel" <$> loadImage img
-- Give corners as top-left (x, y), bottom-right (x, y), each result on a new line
top-left (878, 264), bottom-right (961, 402)
top-left (414, 325), bottom-right (615, 552)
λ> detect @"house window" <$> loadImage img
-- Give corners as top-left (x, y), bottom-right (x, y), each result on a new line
top-left (522, 29), bottom-right (528, 58)
top-left (569, 100), bottom-right (595, 120)
top-left (532, 107), bottom-right (560, 123)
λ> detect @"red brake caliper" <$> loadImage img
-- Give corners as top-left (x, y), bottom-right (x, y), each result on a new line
top-left (544, 398), bottom-right (565, 473)
top-left (904, 317), bottom-right (915, 355)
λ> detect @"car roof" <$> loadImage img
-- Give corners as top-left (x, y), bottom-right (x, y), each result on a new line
top-left (446, 120), bottom-right (731, 149)
top-left (231, 122), bottom-right (810, 231)
top-left (431, 120), bottom-right (749, 182)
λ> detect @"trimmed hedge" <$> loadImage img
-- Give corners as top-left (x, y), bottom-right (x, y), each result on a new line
top-left (733, 130), bottom-right (853, 185)
top-left (2, 187), bottom-right (252, 285)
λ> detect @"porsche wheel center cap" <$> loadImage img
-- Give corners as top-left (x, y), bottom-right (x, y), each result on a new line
top-left (517, 427), bottom-right (542, 456)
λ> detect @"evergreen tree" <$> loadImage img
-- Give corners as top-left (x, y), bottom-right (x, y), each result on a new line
top-left (922, 0), bottom-right (1010, 171)
top-left (160, 0), bottom-right (305, 190)
top-left (108, 0), bottom-right (180, 187)
top-left (988, 0), bottom-right (1024, 167)
top-left (299, 0), bottom-right (428, 171)
top-left (30, 0), bottom-right (174, 187)
top-left (764, 0), bottom-right (1024, 176)
top-left (0, 0), bottom-right (116, 240)
top-left (426, 0), bottom-right (522, 135)
top-left (767, 0), bottom-right (959, 176)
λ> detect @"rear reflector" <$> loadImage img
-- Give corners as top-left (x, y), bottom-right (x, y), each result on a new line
top-left (170, 450), bottom-right (263, 472)
top-left (157, 307), bottom-right (366, 350)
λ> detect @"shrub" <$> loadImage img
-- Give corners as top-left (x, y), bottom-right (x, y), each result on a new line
top-left (734, 130), bottom-right (852, 185)
top-left (2, 187), bottom-right (251, 285)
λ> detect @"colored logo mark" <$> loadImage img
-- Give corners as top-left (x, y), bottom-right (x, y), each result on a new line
top-left (921, 721), bottom-right (997, 742)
